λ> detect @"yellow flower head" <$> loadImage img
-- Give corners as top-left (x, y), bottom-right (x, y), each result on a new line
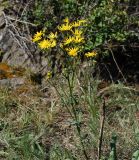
top-left (72, 21), bottom-right (81, 27)
top-left (66, 47), bottom-right (79, 57)
top-left (63, 36), bottom-right (74, 45)
top-left (32, 30), bottom-right (44, 42)
top-left (48, 32), bottom-right (57, 39)
top-left (63, 17), bottom-right (69, 23)
top-left (58, 23), bottom-right (72, 31)
top-left (72, 19), bottom-right (87, 28)
top-left (38, 39), bottom-right (51, 49)
top-left (50, 40), bottom-right (57, 48)
top-left (46, 71), bottom-right (52, 79)
top-left (35, 31), bottom-right (43, 37)
top-left (85, 51), bottom-right (97, 57)
top-left (73, 36), bottom-right (84, 43)
top-left (32, 36), bottom-right (41, 42)
top-left (72, 29), bottom-right (83, 36)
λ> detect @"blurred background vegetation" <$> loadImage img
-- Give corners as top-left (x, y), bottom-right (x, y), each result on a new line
top-left (2, 0), bottom-right (139, 83)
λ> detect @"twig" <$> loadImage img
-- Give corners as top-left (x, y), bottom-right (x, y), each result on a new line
top-left (20, 0), bottom-right (32, 20)
top-left (108, 47), bottom-right (127, 83)
top-left (102, 63), bottom-right (114, 83)
top-left (97, 98), bottom-right (106, 160)
top-left (6, 16), bottom-right (37, 26)
top-left (2, 11), bottom-right (40, 70)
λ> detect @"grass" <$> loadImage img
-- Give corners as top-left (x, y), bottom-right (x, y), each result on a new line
top-left (0, 75), bottom-right (139, 159)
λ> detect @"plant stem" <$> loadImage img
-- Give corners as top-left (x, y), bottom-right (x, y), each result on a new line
top-left (67, 71), bottom-right (89, 160)
top-left (98, 98), bottom-right (106, 160)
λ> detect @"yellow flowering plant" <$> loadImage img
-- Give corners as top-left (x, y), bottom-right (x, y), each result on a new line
top-left (32, 17), bottom-right (98, 75)
top-left (32, 18), bottom-right (98, 160)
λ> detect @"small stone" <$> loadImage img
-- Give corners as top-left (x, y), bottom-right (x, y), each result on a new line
top-left (0, 77), bottom-right (25, 88)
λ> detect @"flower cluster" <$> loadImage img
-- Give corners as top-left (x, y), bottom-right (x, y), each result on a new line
top-left (57, 18), bottom-right (86, 57)
top-left (32, 17), bottom-right (97, 58)
top-left (32, 30), bottom-right (57, 49)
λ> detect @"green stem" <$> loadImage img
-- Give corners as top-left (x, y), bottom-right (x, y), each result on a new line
top-left (48, 80), bottom-right (74, 119)
top-left (67, 71), bottom-right (89, 160)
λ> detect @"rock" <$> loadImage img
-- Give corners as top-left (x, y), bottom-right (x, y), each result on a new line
top-left (0, 77), bottom-right (25, 88)
top-left (0, 12), bottom-right (48, 78)
top-left (0, 3), bottom-right (50, 87)
top-left (0, 14), bottom-right (5, 29)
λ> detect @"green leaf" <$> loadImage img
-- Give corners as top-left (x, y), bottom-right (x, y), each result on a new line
top-left (132, 150), bottom-right (139, 160)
